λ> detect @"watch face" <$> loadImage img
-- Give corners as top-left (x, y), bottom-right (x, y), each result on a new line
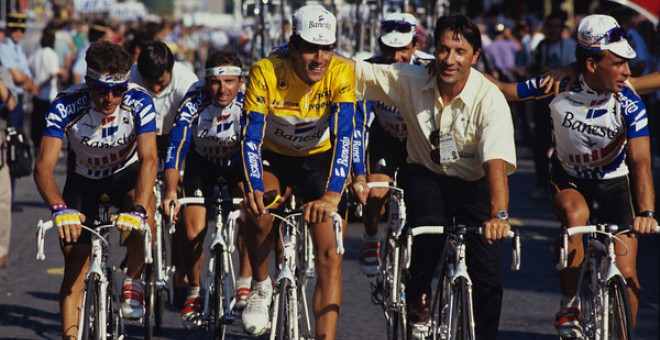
top-left (497, 210), bottom-right (509, 220)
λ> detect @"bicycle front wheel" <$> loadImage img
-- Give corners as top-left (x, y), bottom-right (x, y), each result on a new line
top-left (274, 280), bottom-right (297, 340)
top-left (81, 273), bottom-right (103, 340)
top-left (450, 277), bottom-right (476, 340)
top-left (209, 248), bottom-right (228, 340)
top-left (144, 263), bottom-right (156, 339)
top-left (384, 237), bottom-right (407, 340)
top-left (604, 275), bottom-right (633, 340)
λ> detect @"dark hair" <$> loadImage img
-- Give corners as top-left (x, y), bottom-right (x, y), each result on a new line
top-left (433, 14), bottom-right (482, 53)
top-left (86, 41), bottom-right (133, 75)
top-left (137, 41), bottom-right (175, 81)
top-left (40, 27), bottom-right (56, 49)
top-left (575, 46), bottom-right (604, 71)
top-left (88, 19), bottom-right (108, 43)
top-left (206, 49), bottom-right (242, 70)
top-left (544, 12), bottom-right (566, 26)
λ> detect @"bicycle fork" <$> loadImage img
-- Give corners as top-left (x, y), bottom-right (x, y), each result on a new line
top-left (78, 242), bottom-right (109, 340)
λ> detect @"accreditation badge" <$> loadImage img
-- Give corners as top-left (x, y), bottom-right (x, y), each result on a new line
top-left (438, 133), bottom-right (460, 164)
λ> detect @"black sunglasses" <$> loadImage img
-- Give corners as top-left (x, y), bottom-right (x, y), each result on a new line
top-left (381, 20), bottom-right (415, 33)
top-left (593, 26), bottom-right (627, 45)
top-left (89, 81), bottom-right (128, 96)
top-left (428, 129), bottom-right (441, 164)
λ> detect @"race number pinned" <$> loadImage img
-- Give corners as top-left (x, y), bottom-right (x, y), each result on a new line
top-left (438, 133), bottom-right (459, 164)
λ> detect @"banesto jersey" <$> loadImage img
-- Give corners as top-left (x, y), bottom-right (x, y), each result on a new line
top-left (165, 80), bottom-right (243, 170)
top-left (517, 75), bottom-right (648, 180)
top-left (44, 83), bottom-right (157, 179)
top-left (242, 55), bottom-right (355, 193)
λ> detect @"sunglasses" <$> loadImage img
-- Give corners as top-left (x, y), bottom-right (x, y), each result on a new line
top-left (296, 41), bottom-right (335, 53)
top-left (593, 26), bottom-right (627, 45)
top-left (429, 129), bottom-right (441, 164)
top-left (381, 20), bottom-right (415, 33)
top-left (88, 79), bottom-right (128, 96)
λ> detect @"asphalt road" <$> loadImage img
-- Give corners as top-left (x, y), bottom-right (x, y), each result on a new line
top-left (0, 151), bottom-right (658, 339)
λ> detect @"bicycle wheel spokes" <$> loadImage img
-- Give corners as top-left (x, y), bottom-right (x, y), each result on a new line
top-left (605, 276), bottom-right (633, 340)
top-left (81, 273), bottom-right (103, 340)
top-left (450, 277), bottom-right (475, 340)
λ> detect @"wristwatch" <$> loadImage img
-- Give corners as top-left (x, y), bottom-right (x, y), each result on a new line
top-left (639, 210), bottom-right (655, 219)
top-left (494, 210), bottom-right (509, 221)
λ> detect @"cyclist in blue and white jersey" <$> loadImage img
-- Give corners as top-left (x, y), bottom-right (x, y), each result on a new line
top-left (161, 50), bottom-right (250, 329)
top-left (352, 12), bottom-right (434, 276)
top-left (33, 41), bottom-right (158, 339)
top-left (500, 15), bottom-right (658, 338)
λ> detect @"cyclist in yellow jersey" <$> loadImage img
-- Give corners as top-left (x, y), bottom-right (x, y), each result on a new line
top-left (240, 5), bottom-right (354, 339)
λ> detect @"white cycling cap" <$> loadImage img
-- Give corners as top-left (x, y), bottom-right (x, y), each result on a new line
top-left (380, 13), bottom-right (417, 48)
top-left (577, 14), bottom-right (636, 59)
top-left (293, 5), bottom-right (337, 45)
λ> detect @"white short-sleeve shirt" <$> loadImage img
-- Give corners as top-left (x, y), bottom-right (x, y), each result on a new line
top-left (355, 61), bottom-right (517, 181)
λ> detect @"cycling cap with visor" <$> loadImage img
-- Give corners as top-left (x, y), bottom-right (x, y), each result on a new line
top-left (380, 13), bottom-right (417, 48)
top-left (577, 14), bottom-right (636, 59)
top-left (292, 5), bottom-right (337, 45)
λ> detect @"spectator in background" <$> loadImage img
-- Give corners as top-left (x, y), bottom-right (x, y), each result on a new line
top-left (528, 12), bottom-right (576, 199)
top-left (0, 71), bottom-right (18, 268)
top-left (51, 19), bottom-right (76, 86)
top-left (71, 20), bottom-right (113, 84)
top-left (617, 12), bottom-right (653, 77)
top-left (484, 23), bottom-right (522, 82)
top-left (29, 26), bottom-right (65, 148)
top-left (0, 12), bottom-right (34, 129)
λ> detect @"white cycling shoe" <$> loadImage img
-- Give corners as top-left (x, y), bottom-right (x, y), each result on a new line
top-left (241, 289), bottom-right (272, 336)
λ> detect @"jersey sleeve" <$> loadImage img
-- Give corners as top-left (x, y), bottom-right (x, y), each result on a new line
top-left (516, 76), bottom-right (555, 104)
top-left (165, 89), bottom-right (200, 170)
top-left (352, 99), bottom-right (372, 176)
top-left (241, 61), bottom-right (270, 193)
top-left (127, 88), bottom-right (157, 134)
top-left (43, 91), bottom-right (88, 139)
top-left (325, 63), bottom-right (355, 193)
top-left (620, 85), bottom-right (649, 139)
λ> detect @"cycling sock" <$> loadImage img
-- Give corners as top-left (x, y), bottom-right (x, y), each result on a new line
top-left (187, 285), bottom-right (200, 299)
top-left (560, 294), bottom-right (580, 308)
top-left (237, 276), bottom-right (252, 288)
top-left (252, 277), bottom-right (272, 292)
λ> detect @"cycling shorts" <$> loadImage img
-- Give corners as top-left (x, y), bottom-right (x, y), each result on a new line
top-left (263, 150), bottom-right (347, 216)
top-left (549, 165), bottom-right (634, 226)
top-left (182, 150), bottom-right (243, 204)
top-left (61, 162), bottom-right (141, 245)
top-left (367, 122), bottom-right (407, 178)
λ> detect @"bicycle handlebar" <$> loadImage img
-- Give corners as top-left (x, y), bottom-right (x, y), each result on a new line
top-left (36, 219), bottom-right (152, 264)
top-left (409, 225), bottom-right (521, 271)
top-left (177, 197), bottom-right (244, 206)
top-left (267, 209), bottom-right (344, 255)
top-left (366, 181), bottom-right (404, 192)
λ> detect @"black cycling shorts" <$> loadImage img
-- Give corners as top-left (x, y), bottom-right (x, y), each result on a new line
top-left (263, 150), bottom-right (347, 215)
top-left (182, 150), bottom-right (243, 203)
top-left (367, 122), bottom-right (407, 178)
top-left (61, 162), bottom-right (141, 245)
top-left (549, 165), bottom-right (634, 226)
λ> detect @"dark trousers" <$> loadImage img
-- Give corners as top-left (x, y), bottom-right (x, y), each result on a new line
top-left (532, 101), bottom-right (552, 188)
top-left (399, 163), bottom-right (504, 340)
top-left (31, 97), bottom-right (50, 147)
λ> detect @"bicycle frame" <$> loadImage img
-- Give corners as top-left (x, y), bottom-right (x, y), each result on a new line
top-left (408, 225), bottom-right (520, 340)
top-left (177, 194), bottom-right (243, 328)
top-left (559, 224), bottom-right (637, 340)
top-left (269, 210), bottom-right (344, 340)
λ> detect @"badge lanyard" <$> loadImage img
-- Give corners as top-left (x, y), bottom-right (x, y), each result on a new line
top-left (431, 104), bottom-right (460, 164)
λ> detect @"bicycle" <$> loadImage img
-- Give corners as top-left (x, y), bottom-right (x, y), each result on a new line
top-left (144, 176), bottom-right (176, 339)
top-left (269, 208), bottom-right (344, 340)
top-left (177, 188), bottom-right (244, 340)
top-left (36, 197), bottom-right (153, 340)
top-left (407, 225), bottom-right (521, 340)
top-left (557, 224), bottom-right (659, 340)
top-left (365, 181), bottom-right (408, 340)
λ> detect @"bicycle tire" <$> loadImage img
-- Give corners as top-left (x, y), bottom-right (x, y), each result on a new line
top-left (144, 263), bottom-right (156, 339)
top-left (604, 275), bottom-right (633, 340)
top-left (209, 248), bottom-right (227, 340)
top-left (385, 236), bottom-right (407, 340)
top-left (274, 280), bottom-right (291, 340)
top-left (81, 273), bottom-right (102, 340)
top-left (154, 219), bottom-right (168, 333)
top-left (450, 277), bottom-right (475, 340)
